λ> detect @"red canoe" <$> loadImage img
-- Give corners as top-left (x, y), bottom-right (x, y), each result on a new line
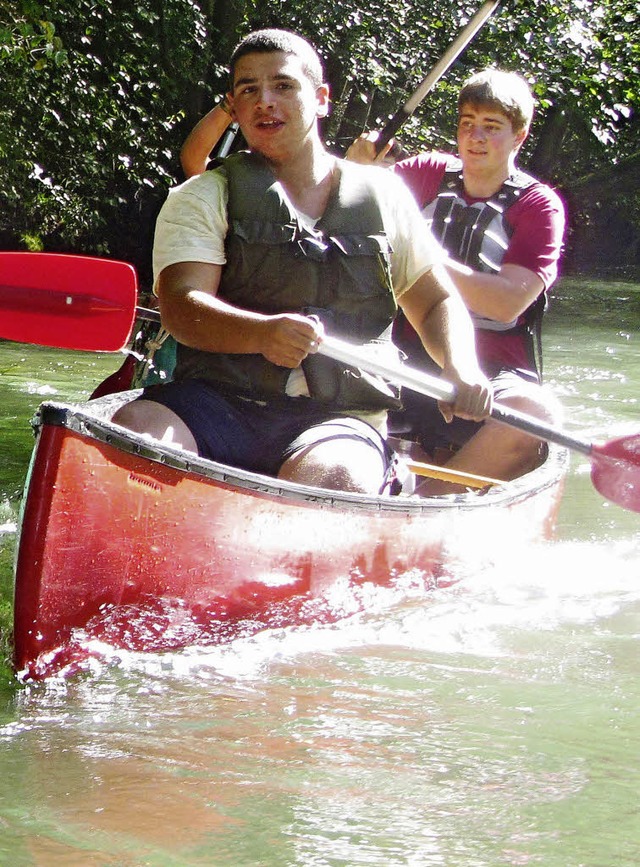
top-left (12, 390), bottom-right (568, 679)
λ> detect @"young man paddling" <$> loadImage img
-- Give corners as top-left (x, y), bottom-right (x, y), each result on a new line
top-left (113, 29), bottom-right (492, 494)
top-left (347, 69), bottom-right (566, 493)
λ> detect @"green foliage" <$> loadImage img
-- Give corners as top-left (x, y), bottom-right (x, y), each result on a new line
top-left (0, 0), bottom-right (213, 283)
top-left (0, 535), bottom-right (15, 678)
top-left (0, 0), bottom-right (638, 278)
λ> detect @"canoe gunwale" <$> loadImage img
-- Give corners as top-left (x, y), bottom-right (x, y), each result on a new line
top-left (32, 390), bottom-right (570, 515)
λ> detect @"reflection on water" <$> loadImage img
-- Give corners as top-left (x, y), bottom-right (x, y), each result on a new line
top-left (2, 539), bottom-right (639, 866)
top-left (0, 278), bottom-right (638, 866)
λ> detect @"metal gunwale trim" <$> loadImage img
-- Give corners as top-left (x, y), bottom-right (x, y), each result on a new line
top-left (34, 397), bottom-right (569, 515)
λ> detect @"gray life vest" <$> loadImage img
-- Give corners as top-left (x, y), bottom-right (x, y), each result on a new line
top-left (423, 157), bottom-right (540, 333)
top-left (174, 151), bottom-right (402, 410)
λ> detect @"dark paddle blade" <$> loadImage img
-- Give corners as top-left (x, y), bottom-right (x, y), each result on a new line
top-left (591, 435), bottom-right (640, 513)
top-left (0, 252), bottom-right (137, 351)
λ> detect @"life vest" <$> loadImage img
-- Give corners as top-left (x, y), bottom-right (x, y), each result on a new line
top-left (175, 151), bottom-right (402, 410)
top-left (421, 157), bottom-right (545, 376)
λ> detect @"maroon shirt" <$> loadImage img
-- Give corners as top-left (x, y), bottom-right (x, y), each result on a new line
top-left (393, 152), bottom-right (566, 372)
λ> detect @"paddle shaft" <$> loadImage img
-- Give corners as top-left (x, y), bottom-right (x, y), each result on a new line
top-left (127, 315), bottom-right (594, 460)
top-left (375, 0), bottom-right (502, 153)
top-left (319, 335), bottom-right (594, 459)
top-left (137, 306), bottom-right (161, 323)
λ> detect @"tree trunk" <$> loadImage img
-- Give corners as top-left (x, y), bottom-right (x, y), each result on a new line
top-left (527, 105), bottom-right (570, 179)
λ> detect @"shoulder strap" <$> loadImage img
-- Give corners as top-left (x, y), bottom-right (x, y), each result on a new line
top-left (319, 161), bottom-right (387, 236)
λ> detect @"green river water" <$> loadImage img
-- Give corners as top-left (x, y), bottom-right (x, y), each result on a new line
top-left (0, 277), bottom-right (638, 866)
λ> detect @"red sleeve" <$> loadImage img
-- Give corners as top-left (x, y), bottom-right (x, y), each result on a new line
top-left (503, 184), bottom-right (566, 288)
top-left (392, 152), bottom-right (449, 208)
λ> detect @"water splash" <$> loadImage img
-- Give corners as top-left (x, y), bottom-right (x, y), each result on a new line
top-left (22, 533), bottom-right (638, 688)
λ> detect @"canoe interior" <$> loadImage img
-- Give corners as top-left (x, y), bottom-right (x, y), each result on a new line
top-left (13, 391), bottom-right (569, 679)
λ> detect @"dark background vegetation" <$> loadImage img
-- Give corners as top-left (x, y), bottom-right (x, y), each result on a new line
top-left (1, 0), bottom-right (638, 290)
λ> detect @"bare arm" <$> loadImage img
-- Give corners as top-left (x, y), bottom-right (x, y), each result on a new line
top-left (157, 261), bottom-right (321, 368)
top-left (345, 131), bottom-right (397, 167)
top-left (399, 264), bottom-right (492, 422)
top-left (446, 262), bottom-right (543, 323)
top-left (180, 104), bottom-right (233, 178)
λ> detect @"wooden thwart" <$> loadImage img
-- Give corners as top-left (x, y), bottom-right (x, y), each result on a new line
top-left (406, 460), bottom-right (504, 489)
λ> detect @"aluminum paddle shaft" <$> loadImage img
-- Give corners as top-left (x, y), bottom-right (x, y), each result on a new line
top-left (376, 0), bottom-right (502, 153)
top-left (319, 334), bottom-right (640, 513)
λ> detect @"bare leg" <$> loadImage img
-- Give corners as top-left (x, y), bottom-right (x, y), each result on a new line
top-left (278, 438), bottom-right (387, 494)
top-left (111, 399), bottom-right (199, 453)
top-left (416, 384), bottom-right (562, 496)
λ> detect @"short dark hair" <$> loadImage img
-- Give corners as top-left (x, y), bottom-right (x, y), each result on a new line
top-left (229, 29), bottom-right (325, 89)
top-left (458, 69), bottom-right (535, 134)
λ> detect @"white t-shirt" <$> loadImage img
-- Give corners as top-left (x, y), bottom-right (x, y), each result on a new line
top-left (152, 157), bottom-right (446, 421)
top-left (153, 157), bottom-right (445, 294)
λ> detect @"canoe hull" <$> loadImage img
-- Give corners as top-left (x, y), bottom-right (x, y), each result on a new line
top-left (13, 394), bottom-right (568, 678)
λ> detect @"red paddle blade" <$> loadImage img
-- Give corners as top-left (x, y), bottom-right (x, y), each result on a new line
top-left (591, 434), bottom-right (640, 513)
top-left (0, 252), bottom-right (137, 351)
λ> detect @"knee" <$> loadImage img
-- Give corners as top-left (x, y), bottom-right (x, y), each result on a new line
top-left (112, 400), bottom-right (198, 453)
top-left (499, 385), bottom-right (562, 425)
top-left (279, 441), bottom-right (385, 494)
top-left (279, 451), bottom-right (359, 492)
top-left (112, 399), bottom-right (150, 432)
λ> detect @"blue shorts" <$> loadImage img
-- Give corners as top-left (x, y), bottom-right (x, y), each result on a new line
top-left (389, 367), bottom-right (539, 453)
top-left (141, 379), bottom-right (393, 479)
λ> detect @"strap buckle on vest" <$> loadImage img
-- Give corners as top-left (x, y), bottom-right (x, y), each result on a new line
top-left (296, 234), bottom-right (329, 260)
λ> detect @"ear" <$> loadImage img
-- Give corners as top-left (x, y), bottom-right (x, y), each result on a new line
top-left (514, 126), bottom-right (528, 152)
top-left (316, 83), bottom-right (331, 119)
top-left (226, 91), bottom-right (237, 120)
